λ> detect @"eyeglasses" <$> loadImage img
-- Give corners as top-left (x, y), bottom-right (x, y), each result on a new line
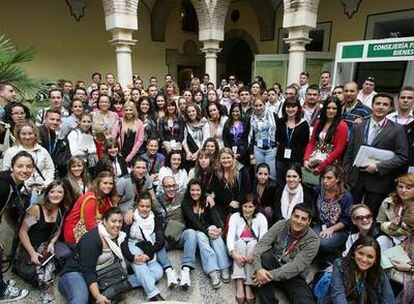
top-left (354, 214), bottom-right (373, 221)
top-left (163, 184), bottom-right (178, 190)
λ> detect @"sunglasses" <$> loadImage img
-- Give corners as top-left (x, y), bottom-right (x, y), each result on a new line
top-left (354, 214), bottom-right (373, 221)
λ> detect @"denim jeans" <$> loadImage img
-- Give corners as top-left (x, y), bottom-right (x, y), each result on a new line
top-left (58, 271), bottom-right (89, 304)
top-left (313, 225), bottom-right (348, 258)
top-left (254, 146), bottom-right (277, 181)
top-left (127, 241), bottom-right (164, 299)
top-left (157, 228), bottom-right (198, 270)
top-left (196, 231), bottom-right (231, 275)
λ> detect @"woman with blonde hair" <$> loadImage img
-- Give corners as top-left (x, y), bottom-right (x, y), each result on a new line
top-left (2, 121), bottom-right (55, 189)
top-left (377, 173), bottom-right (414, 246)
top-left (111, 101), bottom-right (144, 164)
top-left (211, 148), bottom-right (251, 223)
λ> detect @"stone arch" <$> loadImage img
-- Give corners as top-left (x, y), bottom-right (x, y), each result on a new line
top-left (220, 29), bottom-right (259, 63)
top-left (219, 29), bottom-right (259, 83)
top-left (150, 0), bottom-right (178, 42)
top-left (247, 0), bottom-right (280, 41)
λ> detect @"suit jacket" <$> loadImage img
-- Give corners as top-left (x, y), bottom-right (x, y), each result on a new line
top-left (38, 125), bottom-right (57, 155)
top-left (343, 118), bottom-right (408, 193)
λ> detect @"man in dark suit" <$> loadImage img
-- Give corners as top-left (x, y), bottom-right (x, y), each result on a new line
top-left (38, 107), bottom-right (61, 156)
top-left (343, 93), bottom-right (409, 216)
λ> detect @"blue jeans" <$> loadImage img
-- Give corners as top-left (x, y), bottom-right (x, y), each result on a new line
top-left (313, 225), bottom-right (348, 258)
top-left (58, 271), bottom-right (89, 304)
top-left (196, 231), bottom-right (231, 275)
top-left (157, 229), bottom-right (198, 270)
top-left (127, 241), bottom-right (164, 299)
top-left (254, 146), bottom-right (277, 181)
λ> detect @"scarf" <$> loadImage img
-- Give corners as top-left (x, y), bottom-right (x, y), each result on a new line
top-left (251, 108), bottom-right (277, 142)
top-left (281, 184), bottom-right (304, 219)
top-left (97, 222), bottom-right (127, 268)
top-left (130, 209), bottom-right (155, 244)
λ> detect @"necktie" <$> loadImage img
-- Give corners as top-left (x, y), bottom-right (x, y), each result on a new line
top-left (368, 123), bottom-right (380, 145)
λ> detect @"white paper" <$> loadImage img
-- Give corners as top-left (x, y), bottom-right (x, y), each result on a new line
top-left (381, 245), bottom-right (410, 269)
top-left (353, 145), bottom-right (395, 167)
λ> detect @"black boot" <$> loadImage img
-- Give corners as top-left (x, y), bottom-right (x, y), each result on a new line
top-left (149, 294), bottom-right (164, 301)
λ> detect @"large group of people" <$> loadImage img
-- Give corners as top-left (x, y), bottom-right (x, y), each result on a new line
top-left (0, 71), bottom-right (412, 304)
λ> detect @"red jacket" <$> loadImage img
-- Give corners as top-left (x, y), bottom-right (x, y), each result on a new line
top-left (63, 191), bottom-right (113, 243)
top-left (304, 119), bottom-right (348, 172)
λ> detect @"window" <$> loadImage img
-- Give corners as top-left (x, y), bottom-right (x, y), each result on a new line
top-left (181, 1), bottom-right (198, 33)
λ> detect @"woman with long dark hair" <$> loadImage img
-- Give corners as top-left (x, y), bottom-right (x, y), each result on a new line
top-left (183, 104), bottom-right (206, 168)
top-left (227, 194), bottom-right (267, 304)
top-left (158, 100), bottom-right (185, 155)
top-left (223, 103), bottom-right (251, 166)
top-left (63, 171), bottom-right (118, 243)
top-left (276, 97), bottom-right (309, 185)
top-left (137, 96), bottom-right (157, 154)
top-left (203, 102), bottom-right (228, 149)
top-left (181, 179), bottom-right (231, 289)
top-left (63, 156), bottom-right (91, 210)
top-left (325, 236), bottom-right (394, 303)
top-left (304, 97), bottom-right (348, 175)
top-left (18, 180), bottom-right (69, 302)
top-left (188, 149), bottom-right (215, 194)
top-left (313, 165), bottom-right (352, 264)
top-left (94, 138), bottom-right (128, 180)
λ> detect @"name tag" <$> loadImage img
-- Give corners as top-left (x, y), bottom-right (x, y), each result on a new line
top-left (257, 139), bottom-right (263, 148)
top-left (322, 224), bottom-right (327, 231)
top-left (232, 146), bottom-right (238, 154)
top-left (284, 148), bottom-right (292, 159)
top-left (170, 140), bottom-right (177, 149)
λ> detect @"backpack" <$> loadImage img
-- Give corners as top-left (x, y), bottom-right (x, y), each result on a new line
top-left (52, 131), bottom-right (72, 167)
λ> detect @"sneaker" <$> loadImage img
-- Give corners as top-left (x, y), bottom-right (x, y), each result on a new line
top-left (40, 284), bottom-right (54, 304)
top-left (179, 267), bottom-right (191, 289)
top-left (0, 280), bottom-right (29, 302)
top-left (209, 270), bottom-right (222, 289)
top-left (220, 268), bottom-right (231, 283)
top-left (166, 267), bottom-right (179, 288)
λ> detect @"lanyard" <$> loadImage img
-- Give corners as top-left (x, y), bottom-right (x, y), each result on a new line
top-left (281, 233), bottom-right (298, 257)
top-left (285, 124), bottom-right (295, 147)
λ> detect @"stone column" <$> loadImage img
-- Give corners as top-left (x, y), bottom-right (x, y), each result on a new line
top-left (284, 27), bottom-right (312, 85)
top-left (201, 40), bottom-right (221, 86)
top-left (109, 29), bottom-right (136, 87)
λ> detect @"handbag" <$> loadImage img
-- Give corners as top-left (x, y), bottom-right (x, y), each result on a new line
top-left (308, 142), bottom-right (334, 168)
top-left (96, 259), bottom-right (130, 300)
top-left (73, 195), bottom-right (98, 242)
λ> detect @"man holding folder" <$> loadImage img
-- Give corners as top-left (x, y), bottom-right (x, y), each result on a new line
top-left (344, 93), bottom-right (409, 216)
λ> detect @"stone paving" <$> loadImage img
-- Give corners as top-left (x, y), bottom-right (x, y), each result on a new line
top-left (3, 249), bottom-right (293, 304)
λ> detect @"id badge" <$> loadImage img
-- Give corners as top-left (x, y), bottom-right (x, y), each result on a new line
top-left (257, 139), bottom-right (263, 148)
top-left (170, 139), bottom-right (177, 149)
top-left (284, 148), bottom-right (292, 159)
top-left (232, 146), bottom-right (238, 154)
top-left (322, 224), bottom-right (327, 231)
top-left (409, 166), bottom-right (414, 173)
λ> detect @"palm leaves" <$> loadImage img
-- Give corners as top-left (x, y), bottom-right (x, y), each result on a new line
top-left (0, 34), bottom-right (42, 100)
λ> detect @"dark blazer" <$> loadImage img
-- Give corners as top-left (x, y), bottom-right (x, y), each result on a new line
top-left (343, 118), bottom-right (409, 193)
top-left (222, 119), bottom-right (251, 165)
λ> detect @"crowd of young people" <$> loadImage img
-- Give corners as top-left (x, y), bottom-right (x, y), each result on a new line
top-left (0, 71), bottom-right (412, 303)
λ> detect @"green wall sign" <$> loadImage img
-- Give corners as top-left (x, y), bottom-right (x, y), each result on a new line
top-left (367, 41), bottom-right (414, 58)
